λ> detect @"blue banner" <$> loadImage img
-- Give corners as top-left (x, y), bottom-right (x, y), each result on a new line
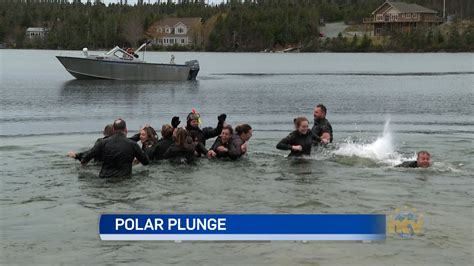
top-left (99, 214), bottom-right (385, 241)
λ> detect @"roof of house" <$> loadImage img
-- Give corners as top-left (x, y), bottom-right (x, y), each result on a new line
top-left (155, 17), bottom-right (201, 28)
top-left (372, 1), bottom-right (438, 15)
top-left (26, 27), bottom-right (49, 32)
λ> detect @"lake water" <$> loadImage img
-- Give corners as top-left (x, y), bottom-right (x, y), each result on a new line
top-left (1, 50), bottom-right (473, 265)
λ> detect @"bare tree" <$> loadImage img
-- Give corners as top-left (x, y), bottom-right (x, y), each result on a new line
top-left (122, 16), bottom-right (144, 48)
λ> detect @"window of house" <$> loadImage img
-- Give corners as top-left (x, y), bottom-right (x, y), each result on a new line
top-left (165, 27), bottom-right (170, 33)
top-left (181, 39), bottom-right (185, 44)
top-left (177, 27), bottom-right (184, 34)
top-left (376, 14), bottom-right (383, 21)
top-left (407, 13), bottom-right (411, 19)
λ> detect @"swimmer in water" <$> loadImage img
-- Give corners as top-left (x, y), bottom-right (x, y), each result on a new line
top-left (163, 128), bottom-right (196, 164)
top-left (311, 104), bottom-right (333, 145)
top-left (277, 117), bottom-right (313, 157)
top-left (80, 119), bottom-right (149, 178)
top-left (207, 125), bottom-right (237, 159)
top-left (397, 151), bottom-right (431, 168)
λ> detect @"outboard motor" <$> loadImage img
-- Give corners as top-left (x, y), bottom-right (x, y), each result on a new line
top-left (186, 60), bottom-right (200, 80)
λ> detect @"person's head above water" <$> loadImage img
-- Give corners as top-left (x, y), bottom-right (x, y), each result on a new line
top-left (417, 151), bottom-right (431, 168)
top-left (220, 125), bottom-right (233, 144)
top-left (294, 117), bottom-right (309, 135)
top-left (187, 112), bottom-right (201, 128)
top-left (314, 104), bottom-right (327, 120)
top-left (235, 124), bottom-right (253, 142)
top-left (103, 124), bottom-right (114, 137)
top-left (140, 126), bottom-right (157, 144)
top-left (173, 128), bottom-right (190, 147)
top-left (113, 119), bottom-right (127, 135)
top-left (161, 124), bottom-right (174, 139)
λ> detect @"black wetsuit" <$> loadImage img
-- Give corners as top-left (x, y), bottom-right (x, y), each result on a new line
top-left (128, 133), bottom-right (158, 159)
top-left (147, 137), bottom-right (174, 161)
top-left (129, 133), bottom-right (140, 142)
top-left (229, 134), bottom-right (246, 159)
top-left (163, 142), bottom-right (196, 164)
top-left (81, 132), bottom-right (150, 178)
top-left (311, 118), bottom-right (333, 144)
top-left (194, 142), bottom-right (208, 157)
top-left (396, 161), bottom-right (419, 168)
top-left (209, 136), bottom-right (239, 160)
top-left (186, 121), bottom-right (224, 148)
top-left (74, 136), bottom-right (109, 162)
top-left (276, 130), bottom-right (314, 157)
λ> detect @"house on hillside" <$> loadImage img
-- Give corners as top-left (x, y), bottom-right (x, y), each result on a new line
top-left (26, 27), bottom-right (49, 39)
top-left (147, 17), bottom-right (202, 47)
top-left (363, 1), bottom-right (443, 36)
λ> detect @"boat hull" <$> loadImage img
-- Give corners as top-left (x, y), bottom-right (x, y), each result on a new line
top-left (56, 56), bottom-right (199, 81)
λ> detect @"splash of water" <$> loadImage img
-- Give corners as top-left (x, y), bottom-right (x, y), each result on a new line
top-left (333, 119), bottom-right (410, 165)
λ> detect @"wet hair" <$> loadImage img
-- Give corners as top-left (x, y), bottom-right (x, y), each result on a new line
top-left (141, 126), bottom-right (158, 145)
top-left (222, 125), bottom-right (233, 135)
top-left (417, 151), bottom-right (431, 158)
top-left (174, 128), bottom-right (189, 147)
top-left (113, 119), bottom-right (126, 132)
top-left (103, 124), bottom-right (114, 137)
top-left (294, 117), bottom-right (309, 129)
top-left (235, 124), bottom-right (252, 135)
top-left (316, 104), bottom-right (327, 114)
top-left (161, 124), bottom-right (174, 139)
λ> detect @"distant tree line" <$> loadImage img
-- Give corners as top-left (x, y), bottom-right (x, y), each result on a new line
top-left (0, 0), bottom-right (472, 52)
top-left (301, 25), bottom-right (473, 52)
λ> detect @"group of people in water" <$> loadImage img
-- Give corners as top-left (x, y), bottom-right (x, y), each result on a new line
top-left (68, 104), bottom-right (432, 178)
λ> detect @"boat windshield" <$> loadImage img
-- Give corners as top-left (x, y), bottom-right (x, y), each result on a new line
top-left (105, 47), bottom-right (117, 56)
top-left (113, 49), bottom-right (134, 60)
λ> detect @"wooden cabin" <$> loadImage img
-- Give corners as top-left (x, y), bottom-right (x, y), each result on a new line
top-left (363, 1), bottom-right (443, 36)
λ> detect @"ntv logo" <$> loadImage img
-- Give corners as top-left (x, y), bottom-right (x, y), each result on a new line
top-left (387, 206), bottom-right (424, 238)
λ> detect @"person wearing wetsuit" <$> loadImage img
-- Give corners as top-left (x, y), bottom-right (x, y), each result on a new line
top-left (81, 119), bottom-right (149, 178)
top-left (277, 117), bottom-right (314, 157)
top-left (145, 124), bottom-right (175, 161)
top-left (189, 131), bottom-right (208, 157)
top-left (138, 126), bottom-right (158, 152)
top-left (128, 116), bottom-right (180, 157)
top-left (67, 124), bottom-right (114, 162)
top-left (311, 104), bottom-right (333, 145)
top-left (163, 128), bottom-right (196, 164)
top-left (185, 111), bottom-right (227, 155)
top-left (229, 124), bottom-right (253, 159)
top-left (208, 125), bottom-right (238, 160)
top-left (397, 151), bottom-right (431, 168)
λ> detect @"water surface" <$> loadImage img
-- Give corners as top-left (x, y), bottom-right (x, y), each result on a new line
top-left (1, 50), bottom-right (473, 265)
